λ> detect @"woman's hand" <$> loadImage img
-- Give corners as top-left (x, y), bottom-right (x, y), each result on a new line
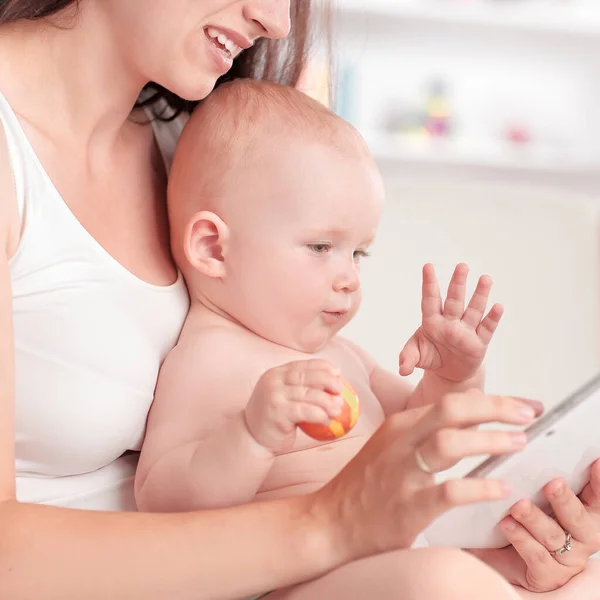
top-left (399, 263), bottom-right (503, 383)
top-left (311, 389), bottom-right (536, 562)
top-left (471, 459), bottom-right (600, 592)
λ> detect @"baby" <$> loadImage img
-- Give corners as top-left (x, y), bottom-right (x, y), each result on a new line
top-left (135, 79), bottom-right (504, 512)
top-left (134, 79), bottom-right (524, 600)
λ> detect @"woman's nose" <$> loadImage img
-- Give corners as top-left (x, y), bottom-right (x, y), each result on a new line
top-left (243, 0), bottom-right (292, 40)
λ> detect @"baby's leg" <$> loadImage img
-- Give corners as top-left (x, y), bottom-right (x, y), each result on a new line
top-left (267, 548), bottom-right (521, 600)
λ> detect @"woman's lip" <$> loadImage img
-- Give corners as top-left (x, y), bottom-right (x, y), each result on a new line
top-left (203, 29), bottom-right (234, 73)
top-left (205, 25), bottom-right (253, 50)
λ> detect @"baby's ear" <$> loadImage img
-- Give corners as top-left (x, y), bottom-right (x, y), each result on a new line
top-left (183, 211), bottom-right (229, 278)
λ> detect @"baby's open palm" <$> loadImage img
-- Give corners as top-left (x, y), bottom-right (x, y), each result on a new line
top-left (399, 264), bottom-right (503, 383)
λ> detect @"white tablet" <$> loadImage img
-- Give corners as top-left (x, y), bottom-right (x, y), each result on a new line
top-left (423, 373), bottom-right (600, 549)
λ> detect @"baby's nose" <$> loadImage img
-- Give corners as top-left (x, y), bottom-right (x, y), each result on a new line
top-left (333, 267), bottom-right (361, 293)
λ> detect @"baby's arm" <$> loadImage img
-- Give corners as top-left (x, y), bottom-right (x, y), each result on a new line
top-left (136, 331), bottom-right (343, 513)
top-left (340, 338), bottom-right (483, 416)
top-left (135, 334), bottom-right (275, 512)
top-left (348, 264), bottom-right (502, 416)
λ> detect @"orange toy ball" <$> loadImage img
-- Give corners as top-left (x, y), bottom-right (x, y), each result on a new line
top-left (299, 382), bottom-right (360, 441)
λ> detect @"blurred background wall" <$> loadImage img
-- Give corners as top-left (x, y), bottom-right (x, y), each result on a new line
top-left (300, 0), bottom-right (600, 409)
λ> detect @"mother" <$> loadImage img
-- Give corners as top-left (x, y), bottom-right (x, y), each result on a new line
top-left (0, 1), bottom-right (599, 598)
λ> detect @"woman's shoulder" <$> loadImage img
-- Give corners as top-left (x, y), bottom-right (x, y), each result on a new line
top-left (0, 119), bottom-right (20, 257)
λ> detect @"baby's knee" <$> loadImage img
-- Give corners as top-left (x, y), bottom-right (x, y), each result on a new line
top-left (411, 548), bottom-right (518, 600)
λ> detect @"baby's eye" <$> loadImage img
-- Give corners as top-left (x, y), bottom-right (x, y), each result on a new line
top-left (308, 243), bottom-right (331, 254)
top-left (353, 249), bottom-right (371, 261)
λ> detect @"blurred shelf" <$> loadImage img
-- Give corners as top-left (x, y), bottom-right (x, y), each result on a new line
top-left (338, 0), bottom-right (600, 38)
top-left (365, 132), bottom-right (600, 190)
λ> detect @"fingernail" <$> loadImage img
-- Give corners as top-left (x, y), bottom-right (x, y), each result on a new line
top-left (331, 380), bottom-right (343, 393)
top-left (511, 432), bottom-right (527, 448)
top-left (551, 482), bottom-right (564, 497)
top-left (529, 400), bottom-right (544, 413)
top-left (513, 500), bottom-right (531, 518)
top-left (519, 406), bottom-right (535, 420)
top-left (502, 517), bottom-right (516, 531)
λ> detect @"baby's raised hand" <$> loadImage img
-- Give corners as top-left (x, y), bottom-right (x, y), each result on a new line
top-left (244, 360), bottom-right (344, 453)
top-left (399, 263), bottom-right (503, 383)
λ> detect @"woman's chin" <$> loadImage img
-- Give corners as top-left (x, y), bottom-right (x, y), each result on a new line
top-left (172, 77), bottom-right (219, 102)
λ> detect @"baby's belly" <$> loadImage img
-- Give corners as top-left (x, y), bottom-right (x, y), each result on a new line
top-left (256, 434), bottom-right (370, 500)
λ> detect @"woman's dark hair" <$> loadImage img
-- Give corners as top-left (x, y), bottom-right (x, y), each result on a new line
top-left (0, 0), bottom-right (325, 120)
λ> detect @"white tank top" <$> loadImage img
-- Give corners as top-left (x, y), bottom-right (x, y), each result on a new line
top-left (0, 90), bottom-right (190, 511)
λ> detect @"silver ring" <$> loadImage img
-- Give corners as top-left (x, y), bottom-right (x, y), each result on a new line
top-left (551, 531), bottom-right (573, 556)
top-left (415, 449), bottom-right (435, 474)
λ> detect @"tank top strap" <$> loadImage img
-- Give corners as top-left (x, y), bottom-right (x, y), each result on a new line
top-left (0, 90), bottom-right (27, 224)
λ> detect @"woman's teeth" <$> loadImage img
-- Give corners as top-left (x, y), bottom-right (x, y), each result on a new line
top-left (206, 27), bottom-right (240, 57)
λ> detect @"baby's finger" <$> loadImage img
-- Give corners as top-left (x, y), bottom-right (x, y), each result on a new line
top-left (291, 402), bottom-right (332, 426)
top-left (415, 429), bottom-right (526, 473)
top-left (476, 303), bottom-right (504, 345)
top-left (288, 387), bottom-right (343, 419)
top-left (407, 390), bottom-right (537, 447)
top-left (282, 362), bottom-right (342, 395)
top-left (421, 263), bottom-right (443, 318)
top-left (461, 274), bottom-right (492, 328)
top-left (399, 334), bottom-right (420, 376)
top-left (443, 263), bottom-right (469, 320)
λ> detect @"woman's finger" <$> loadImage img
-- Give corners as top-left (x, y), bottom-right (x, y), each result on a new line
top-left (580, 459), bottom-right (600, 509)
top-left (523, 398), bottom-right (545, 417)
top-left (509, 499), bottom-right (580, 566)
top-left (443, 263), bottom-right (468, 319)
top-left (544, 478), bottom-right (599, 550)
top-left (406, 390), bottom-right (537, 447)
top-left (500, 517), bottom-right (572, 590)
top-left (415, 477), bottom-right (513, 527)
top-left (461, 274), bottom-right (492, 328)
top-left (415, 428), bottom-right (527, 473)
top-left (421, 263), bottom-right (443, 318)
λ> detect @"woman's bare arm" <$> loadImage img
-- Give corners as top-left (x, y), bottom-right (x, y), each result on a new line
top-left (0, 127), bottom-right (547, 599)
top-left (0, 129), bottom-right (342, 600)
top-left (0, 495), bottom-right (339, 600)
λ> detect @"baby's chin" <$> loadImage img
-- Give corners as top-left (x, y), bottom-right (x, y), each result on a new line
top-left (259, 329), bottom-right (334, 355)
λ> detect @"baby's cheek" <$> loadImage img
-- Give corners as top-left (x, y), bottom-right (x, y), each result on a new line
top-left (350, 290), bottom-right (363, 315)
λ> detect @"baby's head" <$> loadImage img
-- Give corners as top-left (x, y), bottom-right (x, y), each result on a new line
top-left (169, 79), bottom-right (385, 353)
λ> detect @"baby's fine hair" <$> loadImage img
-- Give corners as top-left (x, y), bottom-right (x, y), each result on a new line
top-left (168, 78), bottom-right (369, 208)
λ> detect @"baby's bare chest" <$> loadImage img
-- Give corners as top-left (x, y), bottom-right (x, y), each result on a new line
top-left (247, 339), bottom-right (386, 446)
top-left (257, 341), bottom-right (386, 498)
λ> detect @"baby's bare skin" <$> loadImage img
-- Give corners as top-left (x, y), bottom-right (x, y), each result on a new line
top-left (238, 334), bottom-right (386, 502)
top-left (135, 80), bottom-right (598, 600)
top-left (136, 85), bottom-right (502, 514)
top-left (136, 304), bottom-right (394, 510)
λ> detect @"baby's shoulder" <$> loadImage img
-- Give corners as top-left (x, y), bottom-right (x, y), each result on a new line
top-left (166, 323), bottom-right (286, 382)
top-left (323, 336), bottom-right (372, 368)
